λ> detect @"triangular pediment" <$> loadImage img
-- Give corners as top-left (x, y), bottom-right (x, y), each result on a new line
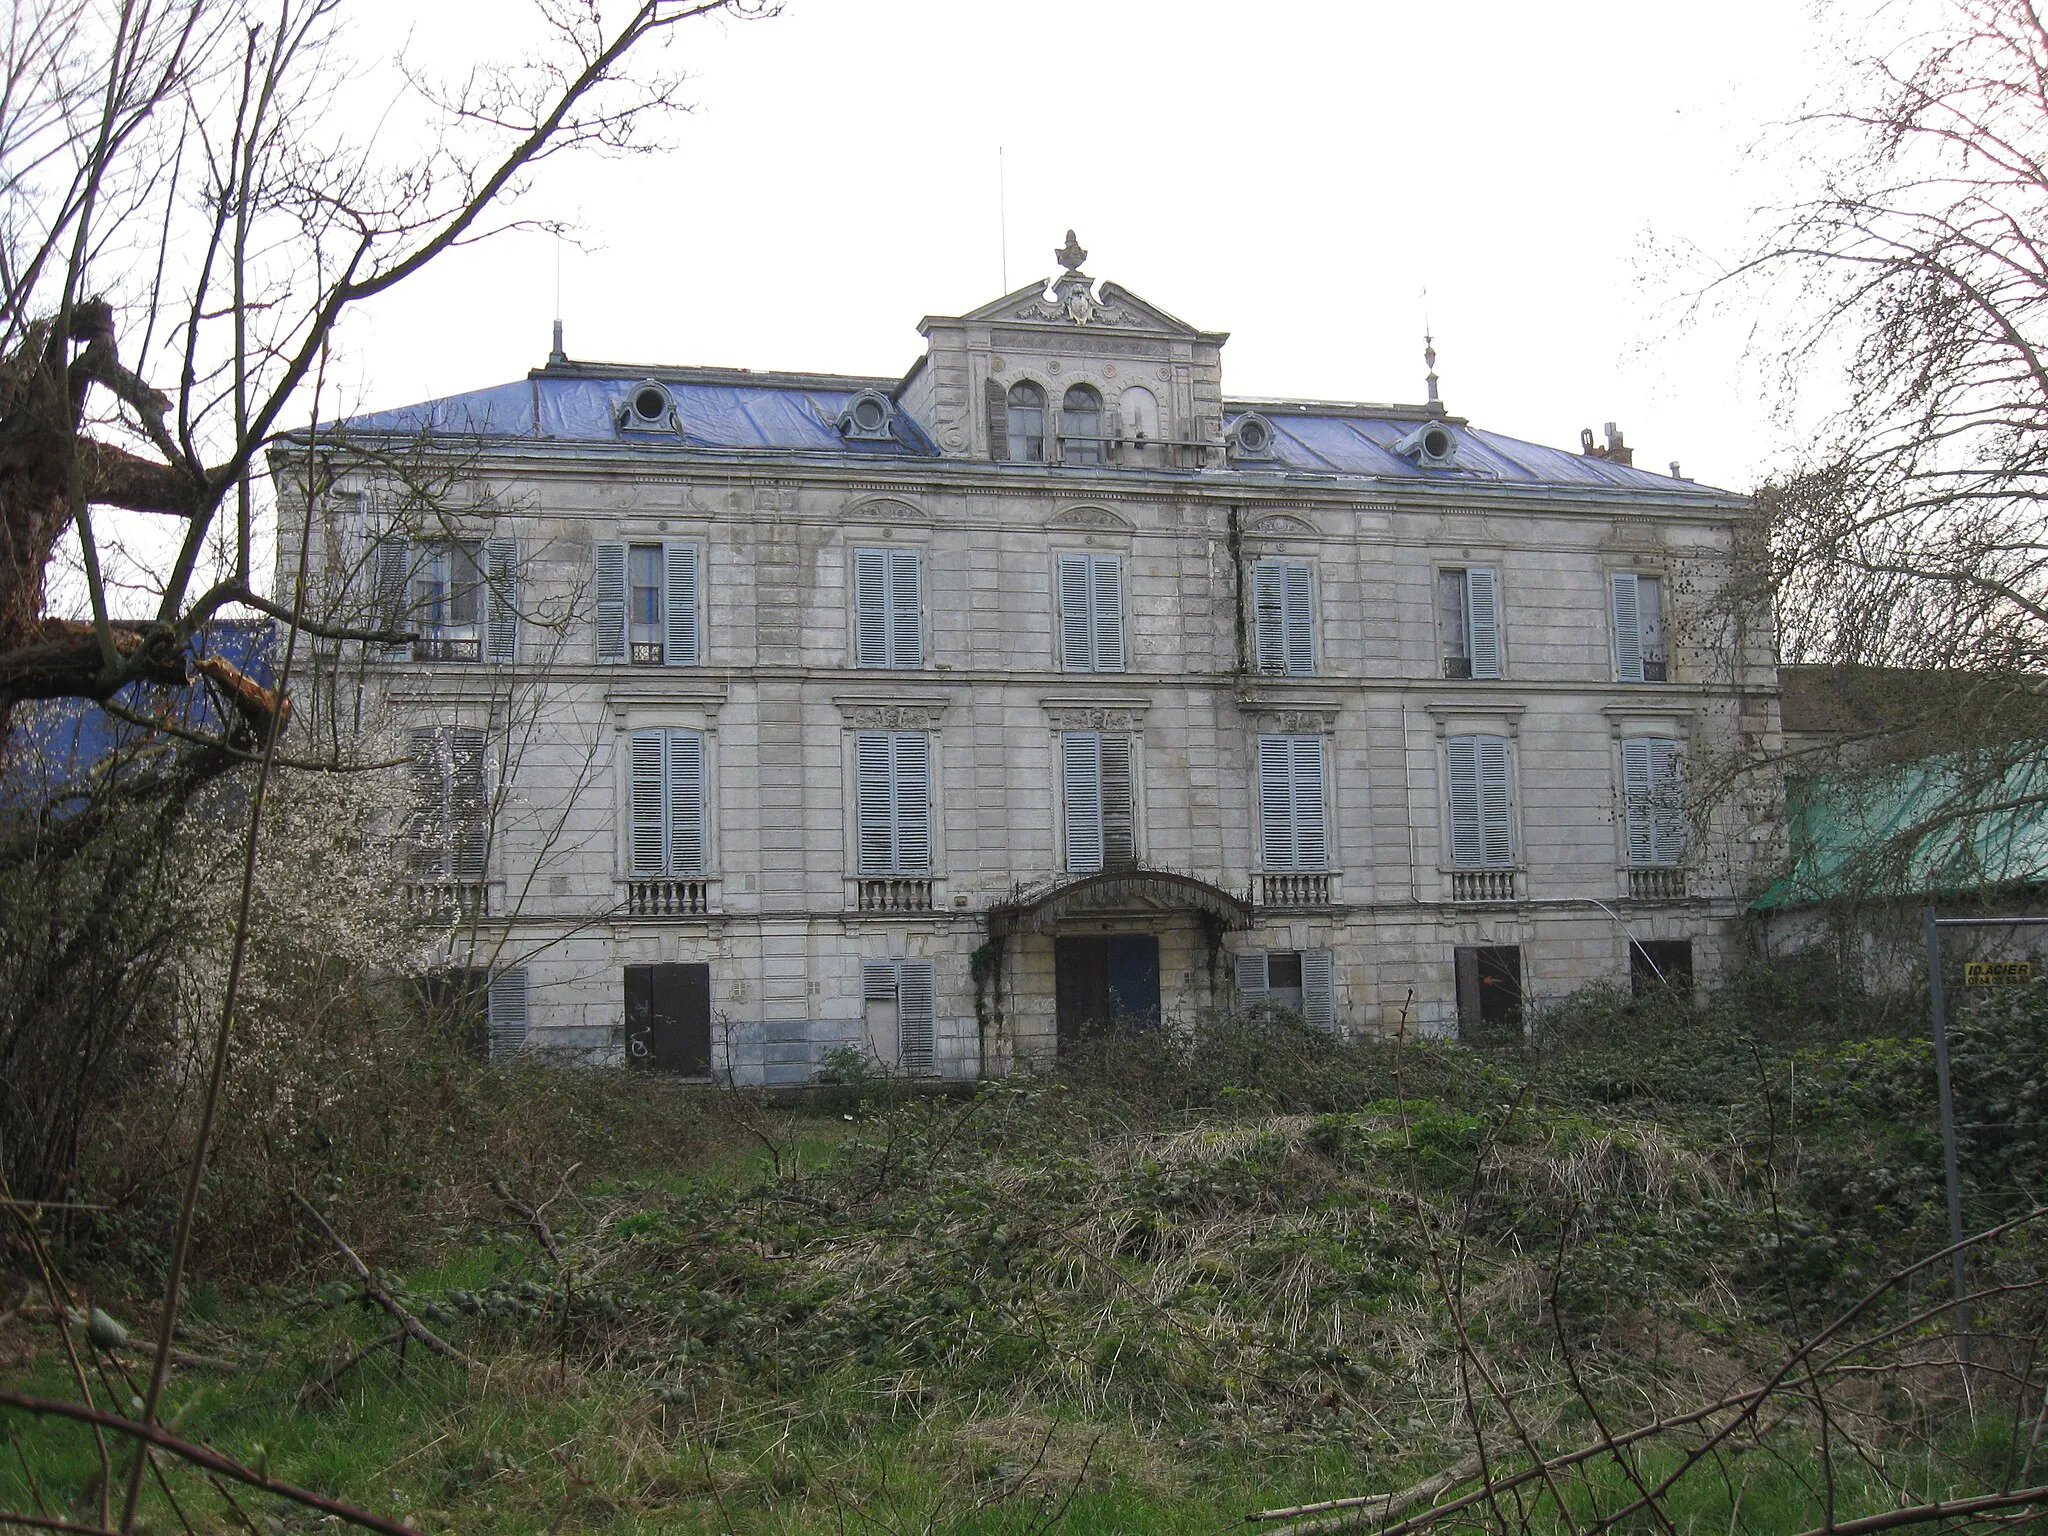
top-left (954, 276), bottom-right (1208, 337)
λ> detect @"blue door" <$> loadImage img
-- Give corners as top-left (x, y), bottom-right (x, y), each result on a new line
top-left (1106, 935), bottom-right (1161, 1029)
top-left (1056, 935), bottom-right (1161, 1049)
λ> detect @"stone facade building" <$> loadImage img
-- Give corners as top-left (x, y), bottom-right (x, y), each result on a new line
top-left (285, 237), bottom-right (1780, 1082)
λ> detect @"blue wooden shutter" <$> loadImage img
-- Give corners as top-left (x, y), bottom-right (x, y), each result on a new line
top-left (897, 959), bottom-right (936, 1075)
top-left (487, 967), bottom-right (528, 1059)
top-left (893, 733), bottom-right (931, 874)
top-left (1302, 949), bottom-right (1336, 1031)
top-left (449, 727), bottom-right (488, 881)
top-left (663, 542), bottom-right (699, 665)
top-left (407, 727), bottom-right (445, 873)
top-left (1649, 739), bottom-right (1685, 865)
top-left (1236, 950), bottom-right (1270, 1000)
top-left (1447, 736), bottom-right (1483, 866)
top-left (1479, 735), bottom-right (1513, 866)
top-left (1283, 563), bottom-right (1315, 676)
top-left (1062, 731), bottom-right (1103, 872)
top-left (1621, 737), bottom-right (1654, 866)
top-left (1252, 562), bottom-right (1286, 673)
top-left (854, 547), bottom-right (889, 667)
top-left (667, 730), bottom-right (707, 876)
top-left (889, 548), bottom-right (923, 668)
top-left (1259, 734), bottom-right (1295, 869)
top-left (1058, 554), bottom-right (1092, 670)
top-left (1091, 554), bottom-right (1125, 671)
top-left (856, 732), bottom-right (894, 874)
top-left (1100, 732), bottom-right (1136, 868)
top-left (375, 536), bottom-right (413, 658)
top-left (1292, 735), bottom-right (1328, 870)
top-left (863, 960), bottom-right (898, 1002)
top-left (629, 729), bottom-right (668, 875)
top-left (1466, 566), bottom-right (1500, 679)
top-left (483, 537), bottom-right (518, 662)
top-left (1611, 572), bottom-right (1644, 682)
top-left (594, 542), bottom-right (628, 663)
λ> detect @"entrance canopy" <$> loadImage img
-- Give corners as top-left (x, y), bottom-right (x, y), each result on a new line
top-left (988, 868), bottom-right (1253, 938)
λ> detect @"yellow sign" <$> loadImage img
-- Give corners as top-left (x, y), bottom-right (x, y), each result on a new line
top-left (1966, 961), bottom-right (2033, 986)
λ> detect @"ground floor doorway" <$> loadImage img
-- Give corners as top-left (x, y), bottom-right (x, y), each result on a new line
top-left (1455, 945), bottom-right (1523, 1045)
top-left (625, 962), bottom-right (712, 1073)
top-left (1055, 934), bottom-right (1160, 1049)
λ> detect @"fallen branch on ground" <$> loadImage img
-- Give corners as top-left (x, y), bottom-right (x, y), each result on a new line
top-left (289, 1192), bottom-right (475, 1371)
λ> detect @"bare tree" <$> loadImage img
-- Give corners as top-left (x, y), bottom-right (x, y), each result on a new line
top-left (1713, 0), bottom-right (2048, 891)
top-left (0, 0), bottom-right (766, 744)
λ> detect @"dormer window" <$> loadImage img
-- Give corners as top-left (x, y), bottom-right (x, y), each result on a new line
top-left (1395, 420), bottom-right (1458, 467)
top-left (838, 389), bottom-right (896, 441)
top-left (1061, 385), bottom-right (1103, 466)
top-left (620, 380), bottom-right (676, 434)
top-left (1228, 413), bottom-right (1276, 460)
top-left (1005, 380), bottom-right (1046, 462)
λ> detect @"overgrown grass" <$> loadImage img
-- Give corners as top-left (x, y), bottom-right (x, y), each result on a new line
top-left (8, 975), bottom-right (2048, 1533)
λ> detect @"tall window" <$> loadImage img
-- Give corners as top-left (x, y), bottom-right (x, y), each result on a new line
top-left (1611, 572), bottom-right (1667, 682)
top-left (1005, 380), bottom-right (1045, 462)
top-left (1061, 384), bottom-right (1103, 465)
top-left (1438, 566), bottom-right (1501, 679)
top-left (863, 958), bottom-right (937, 1076)
top-left (1447, 734), bottom-right (1514, 867)
top-left (1621, 737), bottom-right (1684, 867)
top-left (1258, 734), bottom-right (1328, 871)
top-left (853, 547), bottom-right (924, 669)
top-left (1252, 560), bottom-right (1316, 675)
top-left (628, 728), bottom-right (708, 878)
top-left (1061, 731), bottom-right (1136, 872)
top-left (408, 726), bottom-right (488, 880)
top-left (1057, 552), bottom-right (1125, 672)
top-left (378, 537), bottom-right (517, 663)
top-left (855, 731), bottom-right (932, 875)
top-left (595, 541), bottom-right (699, 665)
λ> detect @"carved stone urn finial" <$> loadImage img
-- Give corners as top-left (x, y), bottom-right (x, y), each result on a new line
top-left (1056, 230), bottom-right (1088, 273)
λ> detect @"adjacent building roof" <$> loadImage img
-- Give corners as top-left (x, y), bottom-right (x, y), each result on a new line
top-left (1753, 745), bottom-right (2048, 910)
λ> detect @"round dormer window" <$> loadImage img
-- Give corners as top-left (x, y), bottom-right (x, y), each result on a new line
top-left (632, 385), bottom-right (669, 423)
top-left (1237, 416), bottom-right (1273, 455)
top-left (851, 395), bottom-right (888, 433)
top-left (1421, 424), bottom-right (1454, 460)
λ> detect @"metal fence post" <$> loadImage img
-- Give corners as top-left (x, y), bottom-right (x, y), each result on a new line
top-left (1923, 905), bottom-right (1971, 1365)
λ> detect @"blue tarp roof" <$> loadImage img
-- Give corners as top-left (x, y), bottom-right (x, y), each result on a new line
top-left (4, 621), bottom-right (279, 804)
top-left (341, 375), bottom-right (937, 458)
top-left (333, 368), bottom-right (1721, 494)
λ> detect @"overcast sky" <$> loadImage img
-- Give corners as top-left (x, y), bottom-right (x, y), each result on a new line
top-left (338, 0), bottom-right (1858, 495)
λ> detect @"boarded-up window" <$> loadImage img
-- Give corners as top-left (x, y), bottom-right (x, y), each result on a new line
top-left (1258, 734), bottom-right (1328, 871)
top-left (1447, 734), bottom-right (1513, 868)
top-left (1621, 737), bottom-right (1685, 866)
top-left (1061, 731), bottom-right (1137, 872)
top-left (855, 731), bottom-right (932, 875)
top-left (408, 726), bottom-right (489, 880)
top-left (862, 958), bottom-right (937, 1075)
top-left (1057, 552), bottom-right (1124, 672)
top-left (853, 547), bottom-right (924, 668)
top-left (1252, 561), bottom-right (1316, 675)
top-left (628, 728), bottom-right (709, 877)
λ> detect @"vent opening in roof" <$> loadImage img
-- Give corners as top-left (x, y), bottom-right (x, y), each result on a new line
top-left (1228, 412), bottom-right (1276, 461)
top-left (620, 380), bottom-right (677, 435)
top-left (1394, 420), bottom-right (1458, 467)
top-left (838, 388), bottom-right (897, 441)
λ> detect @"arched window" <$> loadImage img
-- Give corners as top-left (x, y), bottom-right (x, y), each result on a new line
top-left (1062, 384), bottom-right (1103, 466)
top-left (1006, 381), bottom-right (1045, 462)
top-left (1119, 386), bottom-right (1159, 444)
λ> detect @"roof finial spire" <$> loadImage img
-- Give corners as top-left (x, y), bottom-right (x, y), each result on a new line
top-left (1424, 331), bottom-right (1440, 405)
top-left (549, 317), bottom-right (567, 367)
top-left (1056, 229), bottom-right (1088, 273)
